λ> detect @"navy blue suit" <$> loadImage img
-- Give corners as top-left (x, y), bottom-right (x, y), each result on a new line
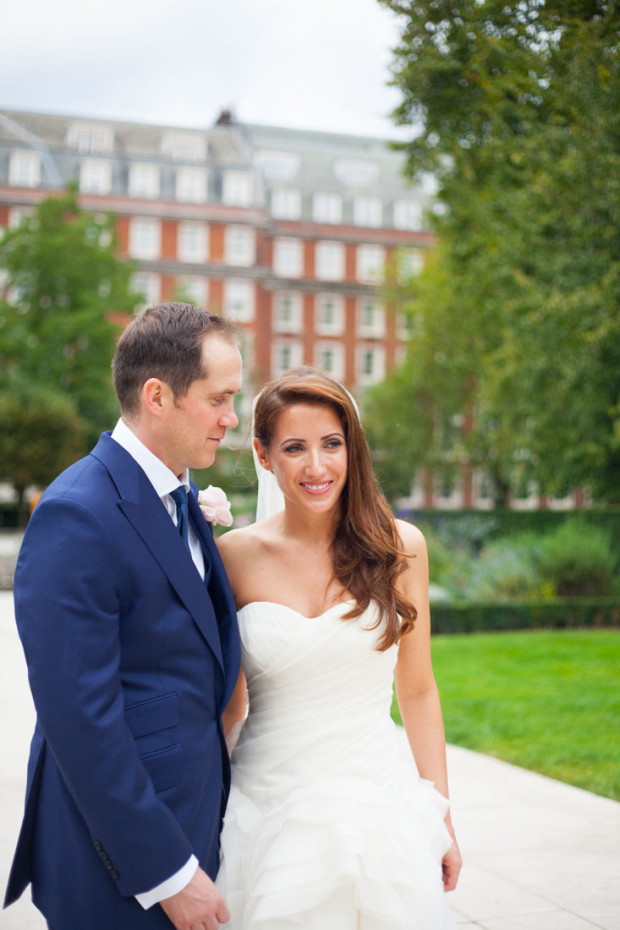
top-left (4, 433), bottom-right (241, 928)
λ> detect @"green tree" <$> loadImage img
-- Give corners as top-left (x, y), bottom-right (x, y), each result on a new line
top-left (0, 186), bottom-right (137, 448)
top-left (374, 0), bottom-right (620, 503)
top-left (0, 379), bottom-right (87, 524)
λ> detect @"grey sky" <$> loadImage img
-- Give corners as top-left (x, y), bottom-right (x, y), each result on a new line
top-left (1, 0), bottom-right (410, 139)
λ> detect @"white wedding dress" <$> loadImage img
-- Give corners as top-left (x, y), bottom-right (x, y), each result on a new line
top-left (217, 600), bottom-right (456, 929)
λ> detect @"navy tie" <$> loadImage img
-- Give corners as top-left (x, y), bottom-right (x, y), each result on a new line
top-left (170, 486), bottom-right (189, 549)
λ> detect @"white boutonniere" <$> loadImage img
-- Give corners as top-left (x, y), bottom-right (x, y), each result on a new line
top-left (197, 486), bottom-right (233, 527)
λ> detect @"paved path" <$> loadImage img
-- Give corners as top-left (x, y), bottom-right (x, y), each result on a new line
top-left (0, 587), bottom-right (618, 929)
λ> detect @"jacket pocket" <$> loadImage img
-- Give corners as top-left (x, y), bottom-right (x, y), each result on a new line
top-left (139, 743), bottom-right (183, 792)
top-left (124, 692), bottom-right (179, 738)
top-left (124, 691), bottom-right (180, 758)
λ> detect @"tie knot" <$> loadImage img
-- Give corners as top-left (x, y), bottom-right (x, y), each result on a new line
top-left (170, 486), bottom-right (188, 508)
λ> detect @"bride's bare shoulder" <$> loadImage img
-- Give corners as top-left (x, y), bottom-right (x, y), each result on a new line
top-left (394, 518), bottom-right (427, 557)
top-left (216, 517), bottom-right (279, 563)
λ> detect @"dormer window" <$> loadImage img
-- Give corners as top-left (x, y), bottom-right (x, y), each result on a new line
top-left (67, 123), bottom-right (114, 154)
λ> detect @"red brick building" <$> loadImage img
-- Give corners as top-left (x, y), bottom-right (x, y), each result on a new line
top-left (0, 108), bottom-right (583, 508)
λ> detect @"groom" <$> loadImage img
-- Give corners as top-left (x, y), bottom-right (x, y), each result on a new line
top-left (4, 302), bottom-right (242, 929)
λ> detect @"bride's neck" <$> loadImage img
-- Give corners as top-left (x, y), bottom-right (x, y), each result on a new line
top-left (280, 505), bottom-right (339, 547)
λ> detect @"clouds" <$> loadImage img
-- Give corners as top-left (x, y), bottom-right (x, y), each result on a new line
top-left (1, 0), bottom-right (406, 137)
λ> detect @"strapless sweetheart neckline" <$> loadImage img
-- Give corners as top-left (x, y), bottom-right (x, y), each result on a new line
top-left (237, 599), bottom-right (355, 621)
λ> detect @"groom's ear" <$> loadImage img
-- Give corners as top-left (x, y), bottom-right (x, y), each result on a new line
top-left (253, 438), bottom-right (272, 471)
top-left (142, 378), bottom-right (171, 417)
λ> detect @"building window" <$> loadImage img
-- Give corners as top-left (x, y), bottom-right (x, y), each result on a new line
top-left (132, 272), bottom-right (161, 309)
top-left (67, 123), bottom-right (114, 154)
top-left (473, 471), bottom-right (494, 510)
top-left (255, 150), bottom-right (300, 180)
top-left (397, 249), bottom-right (424, 281)
top-left (314, 294), bottom-right (345, 335)
top-left (434, 470), bottom-right (463, 509)
top-left (333, 159), bottom-right (379, 187)
top-left (129, 218), bottom-right (161, 260)
top-left (9, 151), bottom-right (41, 187)
top-left (8, 207), bottom-right (33, 228)
top-left (79, 159), bottom-right (112, 195)
top-left (272, 340), bottom-right (303, 376)
top-left (271, 188), bottom-right (302, 220)
top-left (393, 200), bottom-right (423, 231)
top-left (176, 167), bottom-right (207, 203)
top-left (353, 196), bottom-right (382, 227)
top-left (224, 280), bottom-right (255, 322)
top-left (357, 299), bottom-right (385, 337)
top-left (128, 163), bottom-right (160, 199)
top-left (396, 311), bottom-right (415, 342)
top-left (273, 293), bottom-right (303, 333)
top-left (356, 244), bottom-right (385, 284)
top-left (222, 171), bottom-right (253, 207)
top-left (225, 226), bottom-right (255, 266)
top-left (177, 276), bottom-right (208, 307)
top-left (161, 132), bottom-right (206, 162)
top-left (178, 223), bottom-right (208, 263)
top-left (313, 192), bottom-right (342, 224)
top-left (315, 241), bottom-right (345, 281)
top-left (315, 342), bottom-right (345, 379)
top-left (273, 238), bottom-right (304, 278)
top-left (357, 346), bottom-right (385, 386)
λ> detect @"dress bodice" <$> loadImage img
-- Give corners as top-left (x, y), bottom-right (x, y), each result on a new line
top-left (233, 601), bottom-right (404, 787)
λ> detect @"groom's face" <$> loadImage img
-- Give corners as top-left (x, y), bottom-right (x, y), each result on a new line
top-left (158, 334), bottom-right (242, 476)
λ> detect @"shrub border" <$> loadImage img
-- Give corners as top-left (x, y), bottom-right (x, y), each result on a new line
top-left (431, 598), bottom-right (620, 634)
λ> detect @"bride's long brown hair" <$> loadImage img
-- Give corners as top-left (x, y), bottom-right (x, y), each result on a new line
top-left (253, 367), bottom-right (416, 650)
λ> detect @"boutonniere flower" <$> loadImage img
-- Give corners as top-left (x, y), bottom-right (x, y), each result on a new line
top-left (198, 486), bottom-right (233, 527)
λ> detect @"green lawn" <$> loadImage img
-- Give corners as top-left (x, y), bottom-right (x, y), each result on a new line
top-left (392, 629), bottom-right (620, 800)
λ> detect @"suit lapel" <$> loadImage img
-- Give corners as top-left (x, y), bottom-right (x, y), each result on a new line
top-left (188, 488), bottom-right (240, 707)
top-left (90, 434), bottom-right (224, 672)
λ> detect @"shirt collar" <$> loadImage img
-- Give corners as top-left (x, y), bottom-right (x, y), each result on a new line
top-left (111, 418), bottom-right (190, 499)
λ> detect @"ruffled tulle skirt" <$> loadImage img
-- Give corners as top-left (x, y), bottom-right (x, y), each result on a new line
top-left (217, 746), bottom-right (455, 929)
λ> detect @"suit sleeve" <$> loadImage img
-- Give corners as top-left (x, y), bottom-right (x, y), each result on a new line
top-left (14, 495), bottom-right (195, 897)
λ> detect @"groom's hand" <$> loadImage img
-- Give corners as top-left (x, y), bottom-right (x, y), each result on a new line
top-left (160, 867), bottom-right (230, 929)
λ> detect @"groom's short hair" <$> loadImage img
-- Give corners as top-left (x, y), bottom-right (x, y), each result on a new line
top-left (112, 302), bottom-right (239, 417)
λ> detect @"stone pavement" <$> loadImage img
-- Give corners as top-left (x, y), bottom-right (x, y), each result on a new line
top-left (0, 584), bottom-right (618, 929)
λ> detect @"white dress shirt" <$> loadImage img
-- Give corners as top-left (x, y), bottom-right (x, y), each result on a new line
top-left (111, 418), bottom-right (200, 908)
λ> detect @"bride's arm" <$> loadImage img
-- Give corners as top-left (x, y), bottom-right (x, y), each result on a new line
top-left (394, 520), bottom-right (462, 891)
top-left (216, 530), bottom-right (250, 753)
top-left (221, 670), bottom-right (248, 753)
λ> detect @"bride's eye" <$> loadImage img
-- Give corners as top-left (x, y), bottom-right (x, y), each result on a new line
top-left (283, 443), bottom-right (304, 454)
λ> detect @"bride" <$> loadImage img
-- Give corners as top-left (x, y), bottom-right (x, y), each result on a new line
top-left (216, 367), bottom-right (461, 929)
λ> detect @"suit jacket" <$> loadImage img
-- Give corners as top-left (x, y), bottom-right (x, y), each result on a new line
top-left (4, 432), bottom-right (241, 929)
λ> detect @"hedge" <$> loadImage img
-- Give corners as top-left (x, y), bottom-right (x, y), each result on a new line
top-left (399, 508), bottom-right (620, 553)
top-left (431, 598), bottom-right (620, 635)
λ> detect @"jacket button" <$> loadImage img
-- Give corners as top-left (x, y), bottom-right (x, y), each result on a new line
top-left (110, 870), bottom-right (119, 879)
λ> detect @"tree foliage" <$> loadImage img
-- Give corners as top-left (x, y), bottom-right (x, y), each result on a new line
top-left (0, 186), bottom-right (137, 450)
top-left (371, 0), bottom-right (620, 503)
top-left (0, 378), bottom-right (87, 523)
